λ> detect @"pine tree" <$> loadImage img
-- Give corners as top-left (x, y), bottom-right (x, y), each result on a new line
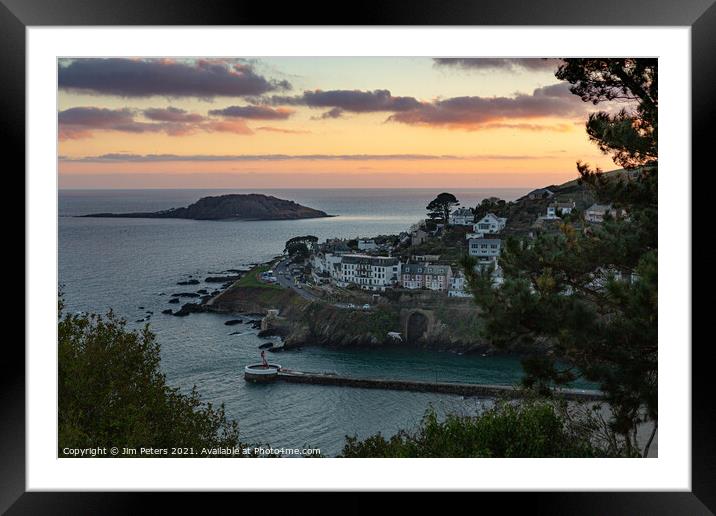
top-left (426, 192), bottom-right (459, 224)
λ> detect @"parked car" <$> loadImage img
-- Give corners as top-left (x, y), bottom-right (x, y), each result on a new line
top-left (362, 304), bottom-right (371, 310)
top-left (347, 303), bottom-right (356, 309)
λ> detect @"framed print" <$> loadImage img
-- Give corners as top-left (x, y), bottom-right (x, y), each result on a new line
top-left (6, 0), bottom-right (711, 511)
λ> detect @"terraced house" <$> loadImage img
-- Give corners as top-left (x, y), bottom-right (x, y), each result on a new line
top-left (401, 263), bottom-right (453, 291)
top-left (338, 254), bottom-right (401, 291)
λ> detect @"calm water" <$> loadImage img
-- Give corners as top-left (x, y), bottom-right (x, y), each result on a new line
top-left (60, 188), bottom-right (540, 456)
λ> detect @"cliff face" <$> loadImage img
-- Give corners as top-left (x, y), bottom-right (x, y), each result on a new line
top-left (209, 283), bottom-right (492, 353)
top-left (82, 194), bottom-right (330, 220)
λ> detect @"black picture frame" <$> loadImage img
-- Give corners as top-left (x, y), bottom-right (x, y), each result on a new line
top-left (5, 0), bottom-right (710, 512)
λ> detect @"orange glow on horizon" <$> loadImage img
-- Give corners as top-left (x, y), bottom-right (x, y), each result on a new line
top-left (57, 57), bottom-right (620, 189)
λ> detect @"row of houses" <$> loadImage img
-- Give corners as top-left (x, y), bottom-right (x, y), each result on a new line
top-left (449, 193), bottom-right (625, 231)
top-left (306, 209), bottom-right (509, 295)
top-left (448, 206), bottom-right (510, 230)
top-left (312, 251), bottom-right (473, 295)
top-left (402, 262), bottom-right (453, 291)
top-left (541, 200), bottom-right (625, 223)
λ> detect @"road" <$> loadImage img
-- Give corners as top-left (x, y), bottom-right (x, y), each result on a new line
top-left (273, 258), bottom-right (373, 311)
top-left (273, 258), bottom-right (322, 301)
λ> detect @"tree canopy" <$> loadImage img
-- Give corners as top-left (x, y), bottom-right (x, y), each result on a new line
top-left (284, 235), bottom-right (318, 262)
top-left (556, 58), bottom-right (656, 170)
top-left (426, 193), bottom-right (459, 223)
top-left (340, 401), bottom-right (614, 458)
top-left (463, 58), bottom-right (658, 457)
top-left (284, 235), bottom-right (318, 251)
top-left (473, 197), bottom-right (509, 222)
top-left (285, 241), bottom-right (310, 262)
top-left (58, 300), bottom-right (243, 455)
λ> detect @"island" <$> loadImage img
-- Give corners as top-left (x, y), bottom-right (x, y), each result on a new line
top-left (81, 193), bottom-right (331, 221)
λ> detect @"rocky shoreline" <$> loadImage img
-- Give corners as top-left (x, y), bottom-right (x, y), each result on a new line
top-left (154, 258), bottom-right (510, 356)
top-left (202, 267), bottom-right (498, 355)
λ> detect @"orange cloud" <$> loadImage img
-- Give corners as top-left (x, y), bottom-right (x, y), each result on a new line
top-left (202, 119), bottom-right (253, 135)
top-left (255, 126), bottom-right (311, 134)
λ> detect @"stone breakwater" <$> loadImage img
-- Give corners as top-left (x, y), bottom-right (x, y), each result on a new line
top-left (269, 370), bottom-right (605, 401)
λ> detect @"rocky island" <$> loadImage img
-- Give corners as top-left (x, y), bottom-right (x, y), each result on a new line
top-left (81, 193), bottom-right (331, 221)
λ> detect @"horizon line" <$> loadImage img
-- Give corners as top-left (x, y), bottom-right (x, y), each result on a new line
top-left (58, 186), bottom-right (535, 191)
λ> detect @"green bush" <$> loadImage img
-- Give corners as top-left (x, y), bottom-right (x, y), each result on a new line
top-left (340, 400), bottom-right (608, 457)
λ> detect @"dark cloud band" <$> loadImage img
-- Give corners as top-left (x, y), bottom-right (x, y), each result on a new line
top-left (58, 106), bottom-right (252, 139)
top-left (269, 89), bottom-right (421, 119)
top-left (58, 58), bottom-right (291, 98)
top-left (208, 105), bottom-right (293, 120)
top-left (387, 83), bottom-right (586, 128)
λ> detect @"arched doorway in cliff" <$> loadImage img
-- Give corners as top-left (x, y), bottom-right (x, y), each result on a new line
top-left (406, 311), bottom-right (428, 344)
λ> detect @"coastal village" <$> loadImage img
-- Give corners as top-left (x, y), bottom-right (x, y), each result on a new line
top-left (56, 56), bottom-right (660, 462)
top-left (198, 174), bottom-right (629, 352)
top-left (269, 187), bottom-right (622, 299)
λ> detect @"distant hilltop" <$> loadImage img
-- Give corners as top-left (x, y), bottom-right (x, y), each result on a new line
top-left (81, 194), bottom-right (332, 221)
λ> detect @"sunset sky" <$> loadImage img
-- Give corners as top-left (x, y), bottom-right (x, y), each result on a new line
top-left (58, 57), bottom-right (618, 189)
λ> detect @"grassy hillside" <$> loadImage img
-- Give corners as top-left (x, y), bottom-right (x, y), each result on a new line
top-left (235, 264), bottom-right (282, 290)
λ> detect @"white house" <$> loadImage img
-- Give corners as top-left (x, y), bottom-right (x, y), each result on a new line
top-left (357, 238), bottom-right (378, 251)
top-left (339, 254), bottom-right (401, 291)
top-left (311, 253), bottom-right (326, 275)
top-left (326, 253), bottom-right (344, 281)
top-left (448, 272), bottom-right (472, 297)
top-left (473, 213), bottom-right (507, 236)
top-left (311, 252), bottom-right (344, 284)
top-left (401, 263), bottom-right (452, 291)
top-left (546, 200), bottom-right (576, 219)
top-left (468, 237), bottom-right (502, 265)
top-left (449, 207), bottom-right (474, 226)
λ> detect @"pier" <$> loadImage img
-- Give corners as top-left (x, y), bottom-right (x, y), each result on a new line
top-left (248, 368), bottom-right (605, 401)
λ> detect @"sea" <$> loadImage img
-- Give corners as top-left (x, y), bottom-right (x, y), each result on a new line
top-left (59, 187), bottom-right (552, 456)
